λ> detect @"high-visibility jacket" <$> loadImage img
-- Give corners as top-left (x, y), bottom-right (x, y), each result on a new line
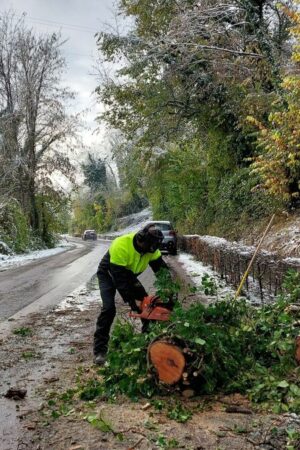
top-left (97, 232), bottom-right (167, 305)
top-left (109, 232), bottom-right (161, 274)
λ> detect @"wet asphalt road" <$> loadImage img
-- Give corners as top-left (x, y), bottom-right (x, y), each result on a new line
top-left (0, 238), bottom-right (110, 322)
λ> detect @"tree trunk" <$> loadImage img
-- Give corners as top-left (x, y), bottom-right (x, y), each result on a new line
top-left (28, 176), bottom-right (39, 231)
top-left (29, 180), bottom-right (39, 231)
top-left (147, 336), bottom-right (204, 393)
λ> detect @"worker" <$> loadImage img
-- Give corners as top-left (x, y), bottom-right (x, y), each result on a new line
top-left (93, 223), bottom-right (169, 365)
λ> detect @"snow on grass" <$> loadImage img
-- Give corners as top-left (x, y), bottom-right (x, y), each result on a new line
top-left (179, 252), bottom-right (217, 280)
top-left (178, 252), bottom-right (268, 305)
top-left (283, 256), bottom-right (300, 265)
top-left (178, 252), bottom-right (235, 302)
top-left (0, 237), bottom-right (74, 271)
top-left (102, 206), bottom-right (153, 237)
top-left (0, 240), bottom-right (13, 255)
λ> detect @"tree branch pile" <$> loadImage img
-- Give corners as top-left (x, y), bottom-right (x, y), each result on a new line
top-left (82, 271), bottom-right (300, 415)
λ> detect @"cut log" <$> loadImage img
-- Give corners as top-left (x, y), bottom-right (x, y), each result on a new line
top-left (148, 341), bottom-right (186, 385)
top-left (147, 336), bottom-right (205, 390)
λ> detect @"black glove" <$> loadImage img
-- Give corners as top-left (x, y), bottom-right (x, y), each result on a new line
top-left (128, 298), bottom-right (141, 313)
top-left (132, 279), bottom-right (147, 299)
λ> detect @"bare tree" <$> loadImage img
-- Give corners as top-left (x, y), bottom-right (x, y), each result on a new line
top-left (0, 12), bottom-right (79, 230)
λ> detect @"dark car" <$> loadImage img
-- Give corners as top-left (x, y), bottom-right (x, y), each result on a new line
top-left (82, 229), bottom-right (97, 241)
top-left (144, 221), bottom-right (177, 255)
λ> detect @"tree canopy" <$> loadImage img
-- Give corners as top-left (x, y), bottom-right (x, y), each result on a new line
top-left (93, 0), bottom-right (297, 236)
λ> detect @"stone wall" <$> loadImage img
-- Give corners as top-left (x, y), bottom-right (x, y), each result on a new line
top-left (178, 235), bottom-right (300, 302)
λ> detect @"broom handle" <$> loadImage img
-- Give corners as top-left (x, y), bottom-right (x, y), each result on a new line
top-left (234, 214), bottom-right (276, 300)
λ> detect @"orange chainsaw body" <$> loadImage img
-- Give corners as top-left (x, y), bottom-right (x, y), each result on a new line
top-left (129, 295), bottom-right (172, 321)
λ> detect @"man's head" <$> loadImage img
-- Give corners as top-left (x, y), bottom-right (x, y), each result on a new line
top-left (135, 224), bottom-right (164, 253)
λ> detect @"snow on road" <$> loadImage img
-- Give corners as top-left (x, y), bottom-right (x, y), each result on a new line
top-left (55, 281), bottom-right (101, 313)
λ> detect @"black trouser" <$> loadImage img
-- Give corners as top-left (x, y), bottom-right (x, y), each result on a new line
top-left (93, 272), bottom-right (149, 356)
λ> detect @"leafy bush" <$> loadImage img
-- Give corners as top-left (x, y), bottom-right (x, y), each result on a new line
top-left (35, 194), bottom-right (71, 248)
top-left (200, 273), bottom-right (217, 295)
top-left (0, 195), bottom-right (69, 252)
top-left (211, 167), bottom-right (280, 234)
top-left (146, 140), bottom-right (210, 234)
top-left (282, 269), bottom-right (300, 303)
top-left (0, 200), bottom-right (30, 253)
top-left (117, 192), bottom-right (148, 217)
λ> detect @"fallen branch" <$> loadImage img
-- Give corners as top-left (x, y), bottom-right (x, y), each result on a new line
top-left (116, 426), bottom-right (147, 437)
top-left (128, 436), bottom-right (145, 450)
top-left (225, 405), bottom-right (253, 414)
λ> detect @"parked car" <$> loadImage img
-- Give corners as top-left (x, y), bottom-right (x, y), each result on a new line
top-left (82, 230), bottom-right (97, 241)
top-left (144, 221), bottom-right (177, 255)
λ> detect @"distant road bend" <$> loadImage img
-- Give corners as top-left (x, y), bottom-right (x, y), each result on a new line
top-left (0, 238), bottom-right (110, 321)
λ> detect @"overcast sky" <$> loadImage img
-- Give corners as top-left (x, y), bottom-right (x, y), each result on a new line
top-left (0, 0), bottom-right (120, 159)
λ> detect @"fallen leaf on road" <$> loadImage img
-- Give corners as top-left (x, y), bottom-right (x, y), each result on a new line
top-left (141, 402), bottom-right (151, 411)
top-left (25, 422), bottom-right (37, 430)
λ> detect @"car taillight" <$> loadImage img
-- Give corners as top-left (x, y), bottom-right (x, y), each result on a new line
top-left (169, 231), bottom-right (176, 236)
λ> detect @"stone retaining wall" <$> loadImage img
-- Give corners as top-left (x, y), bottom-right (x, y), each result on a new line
top-left (178, 235), bottom-right (300, 302)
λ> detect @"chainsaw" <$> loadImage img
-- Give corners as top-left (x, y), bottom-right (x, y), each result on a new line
top-left (129, 294), bottom-right (175, 321)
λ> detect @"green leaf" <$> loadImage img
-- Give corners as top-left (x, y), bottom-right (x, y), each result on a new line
top-left (277, 380), bottom-right (289, 388)
top-left (194, 337), bottom-right (206, 345)
top-left (289, 384), bottom-right (300, 396)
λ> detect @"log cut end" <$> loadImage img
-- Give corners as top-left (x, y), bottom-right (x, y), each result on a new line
top-left (148, 341), bottom-right (185, 385)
